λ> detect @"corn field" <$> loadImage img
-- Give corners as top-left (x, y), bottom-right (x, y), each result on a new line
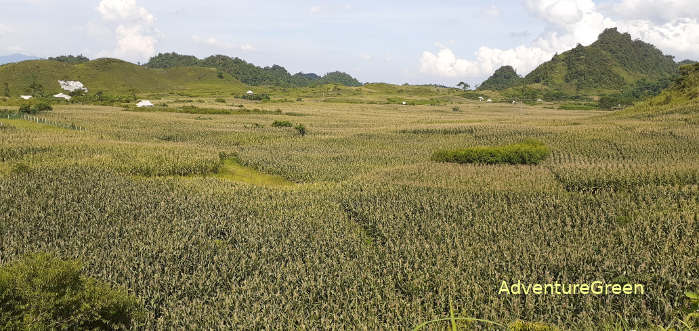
top-left (0, 101), bottom-right (697, 329)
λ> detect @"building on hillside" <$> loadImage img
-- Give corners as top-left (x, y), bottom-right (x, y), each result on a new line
top-left (246, 90), bottom-right (254, 95)
top-left (20, 95), bottom-right (32, 100)
top-left (58, 80), bottom-right (88, 93)
top-left (53, 93), bottom-right (72, 100)
top-left (136, 100), bottom-right (154, 107)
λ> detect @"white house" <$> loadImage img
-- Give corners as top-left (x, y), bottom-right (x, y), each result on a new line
top-left (486, 99), bottom-right (492, 103)
top-left (537, 98), bottom-right (543, 102)
top-left (58, 80), bottom-right (88, 93)
top-left (246, 90), bottom-right (254, 95)
top-left (478, 96), bottom-right (484, 101)
top-left (136, 100), bottom-right (154, 108)
top-left (53, 93), bottom-right (72, 100)
top-left (402, 101), bottom-right (407, 105)
top-left (20, 95), bottom-right (32, 100)
top-left (512, 100), bottom-right (516, 104)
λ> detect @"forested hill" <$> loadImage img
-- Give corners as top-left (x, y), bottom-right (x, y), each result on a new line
top-left (145, 52), bottom-right (362, 87)
top-left (477, 65), bottom-right (522, 90)
top-left (522, 27), bottom-right (678, 93)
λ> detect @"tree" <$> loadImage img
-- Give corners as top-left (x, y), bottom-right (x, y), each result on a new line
top-left (3, 82), bottom-right (9, 97)
top-left (457, 82), bottom-right (470, 90)
top-left (0, 253), bottom-right (145, 329)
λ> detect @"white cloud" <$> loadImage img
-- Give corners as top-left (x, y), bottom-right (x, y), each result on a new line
top-left (420, 46), bottom-right (551, 79)
top-left (97, 0), bottom-right (157, 61)
top-left (420, 0), bottom-right (699, 82)
top-left (98, 0), bottom-right (154, 24)
top-left (484, 4), bottom-right (501, 17)
top-left (620, 18), bottom-right (699, 59)
top-left (310, 6), bottom-right (321, 14)
top-left (0, 24), bottom-right (12, 37)
top-left (193, 36), bottom-right (256, 52)
top-left (608, 0), bottom-right (699, 24)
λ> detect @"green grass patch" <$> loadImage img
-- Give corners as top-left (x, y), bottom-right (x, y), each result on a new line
top-left (271, 120), bottom-right (293, 127)
top-left (215, 159), bottom-right (293, 187)
top-left (558, 103), bottom-right (598, 110)
top-left (123, 105), bottom-right (282, 116)
top-left (432, 139), bottom-right (550, 165)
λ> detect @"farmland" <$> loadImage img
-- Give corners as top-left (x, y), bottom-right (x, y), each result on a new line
top-left (0, 93), bottom-right (697, 329)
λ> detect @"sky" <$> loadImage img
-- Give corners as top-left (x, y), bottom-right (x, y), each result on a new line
top-left (0, 0), bottom-right (698, 86)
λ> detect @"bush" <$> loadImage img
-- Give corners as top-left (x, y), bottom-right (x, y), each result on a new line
top-left (19, 101), bottom-right (53, 114)
top-left (0, 253), bottom-right (145, 329)
top-left (294, 124), bottom-right (307, 136)
top-left (431, 139), bottom-right (550, 165)
top-left (271, 120), bottom-right (293, 128)
top-left (215, 98), bottom-right (226, 103)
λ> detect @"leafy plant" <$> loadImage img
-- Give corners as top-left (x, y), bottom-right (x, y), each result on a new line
top-left (432, 139), bottom-right (551, 165)
top-left (0, 253), bottom-right (145, 329)
top-left (294, 124), bottom-right (307, 136)
top-left (271, 120), bottom-right (293, 128)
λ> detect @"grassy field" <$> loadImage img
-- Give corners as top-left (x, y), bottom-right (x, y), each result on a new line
top-left (0, 95), bottom-right (697, 329)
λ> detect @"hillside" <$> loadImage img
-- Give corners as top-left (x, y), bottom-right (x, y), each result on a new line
top-left (477, 65), bottom-right (522, 90)
top-left (522, 28), bottom-right (677, 94)
top-left (145, 52), bottom-right (362, 87)
top-left (0, 58), bottom-right (247, 96)
top-left (616, 62), bottom-right (699, 116)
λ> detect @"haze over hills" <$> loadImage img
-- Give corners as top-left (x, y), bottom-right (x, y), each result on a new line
top-left (0, 54), bottom-right (41, 66)
top-left (479, 28), bottom-right (682, 94)
top-left (145, 52), bottom-right (362, 87)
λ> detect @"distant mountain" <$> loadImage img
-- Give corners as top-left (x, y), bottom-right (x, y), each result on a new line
top-left (678, 59), bottom-right (696, 66)
top-left (522, 28), bottom-right (678, 93)
top-left (0, 54), bottom-right (40, 65)
top-left (478, 66), bottom-right (522, 91)
top-left (0, 58), bottom-right (246, 96)
top-left (145, 52), bottom-right (362, 87)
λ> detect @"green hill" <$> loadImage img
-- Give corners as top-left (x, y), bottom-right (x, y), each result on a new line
top-left (0, 58), bottom-right (247, 96)
top-left (145, 52), bottom-right (362, 87)
top-left (616, 62), bottom-right (699, 117)
top-left (523, 27), bottom-right (678, 94)
top-left (477, 65), bottom-right (522, 91)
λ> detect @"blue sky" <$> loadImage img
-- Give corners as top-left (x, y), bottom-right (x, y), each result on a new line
top-left (0, 0), bottom-right (697, 85)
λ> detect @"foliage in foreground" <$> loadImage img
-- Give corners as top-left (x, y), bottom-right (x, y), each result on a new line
top-left (431, 139), bottom-right (550, 165)
top-left (0, 253), bottom-right (144, 330)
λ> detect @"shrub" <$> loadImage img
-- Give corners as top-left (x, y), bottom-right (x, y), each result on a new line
top-left (0, 253), bottom-right (145, 329)
top-left (19, 101), bottom-right (53, 114)
top-left (431, 139), bottom-right (550, 165)
top-left (294, 124), bottom-right (307, 136)
top-left (215, 98), bottom-right (226, 103)
top-left (452, 106), bottom-right (461, 112)
top-left (272, 120), bottom-right (293, 128)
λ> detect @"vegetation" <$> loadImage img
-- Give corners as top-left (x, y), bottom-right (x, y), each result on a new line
top-left (48, 54), bottom-right (90, 64)
top-left (0, 58), bottom-right (247, 96)
top-left (0, 73), bottom-right (696, 330)
top-left (431, 140), bottom-right (551, 165)
top-left (18, 100), bottom-right (52, 113)
top-left (0, 253), bottom-right (144, 329)
top-left (145, 52), bottom-right (362, 87)
top-left (271, 120), bottom-right (293, 127)
top-left (520, 28), bottom-right (680, 96)
top-left (478, 66), bottom-right (522, 91)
